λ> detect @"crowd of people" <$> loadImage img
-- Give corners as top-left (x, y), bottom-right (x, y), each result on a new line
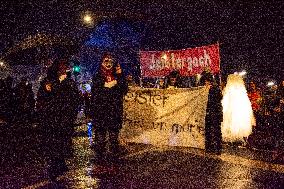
top-left (246, 80), bottom-right (284, 161)
top-left (0, 52), bottom-right (283, 180)
top-left (0, 53), bottom-right (129, 180)
top-left (132, 71), bottom-right (284, 157)
top-left (0, 76), bottom-right (35, 125)
top-left (0, 58), bottom-right (82, 181)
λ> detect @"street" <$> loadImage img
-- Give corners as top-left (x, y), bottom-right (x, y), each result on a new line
top-left (0, 123), bottom-right (284, 189)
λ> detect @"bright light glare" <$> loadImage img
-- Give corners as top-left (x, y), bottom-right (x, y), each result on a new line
top-left (0, 61), bottom-right (4, 66)
top-left (239, 70), bottom-right (247, 76)
top-left (84, 15), bottom-right (92, 23)
top-left (267, 81), bottom-right (275, 86)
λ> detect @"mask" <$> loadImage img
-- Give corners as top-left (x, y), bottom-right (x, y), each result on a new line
top-left (102, 57), bottom-right (113, 70)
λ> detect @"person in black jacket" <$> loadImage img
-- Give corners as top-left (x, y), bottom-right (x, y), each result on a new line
top-left (14, 78), bottom-right (35, 125)
top-left (36, 78), bottom-right (66, 182)
top-left (200, 72), bottom-right (223, 154)
top-left (37, 59), bottom-right (80, 181)
top-left (91, 53), bottom-right (128, 164)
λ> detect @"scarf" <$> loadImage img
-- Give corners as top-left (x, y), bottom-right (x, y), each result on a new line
top-left (101, 67), bottom-right (115, 82)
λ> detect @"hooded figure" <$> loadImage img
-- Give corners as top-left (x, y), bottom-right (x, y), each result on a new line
top-left (91, 53), bottom-right (128, 164)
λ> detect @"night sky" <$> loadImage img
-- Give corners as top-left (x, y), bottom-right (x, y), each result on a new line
top-left (0, 0), bottom-right (283, 84)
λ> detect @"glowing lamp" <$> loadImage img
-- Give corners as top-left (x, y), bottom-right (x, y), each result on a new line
top-left (84, 14), bottom-right (92, 22)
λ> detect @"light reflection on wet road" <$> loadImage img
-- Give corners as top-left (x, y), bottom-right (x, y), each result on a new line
top-left (1, 125), bottom-right (284, 189)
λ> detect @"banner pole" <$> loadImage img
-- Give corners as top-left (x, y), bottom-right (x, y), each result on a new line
top-left (138, 50), bottom-right (143, 87)
top-left (217, 41), bottom-right (222, 86)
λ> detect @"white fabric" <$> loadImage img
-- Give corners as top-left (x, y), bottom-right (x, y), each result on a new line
top-left (221, 74), bottom-right (254, 142)
top-left (120, 87), bottom-right (209, 149)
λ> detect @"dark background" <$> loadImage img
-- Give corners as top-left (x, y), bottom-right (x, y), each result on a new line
top-left (0, 0), bottom-right (283, 84)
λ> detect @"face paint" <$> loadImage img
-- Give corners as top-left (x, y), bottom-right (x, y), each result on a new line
top-left (102, 57), bottom-right (113, 70)
top-left (45, 83), bottom-right (52, 92)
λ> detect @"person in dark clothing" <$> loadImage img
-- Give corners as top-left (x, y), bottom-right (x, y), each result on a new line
top-left (54, 70), bottom-right (80, 158)
top-left (271, 81), bottom-right (284, 162)
top-left (278, 81), bottom-right (284, 128)
top-left (0, 79), bottom-right (9, 123)
top-left (4, 76), bottom-right (14, 123)
top-left (90, 53), bottom-right (128, 164)
top-left (264, 85), bottom-right (281, 130)
top-left (200, 73), bottom-right (223, 154)
top-left (165, 70), bottom-right (182, 88)
top-left (37, 59), bottom-right (79, 182)
top-left (36, 78), bottom-right (66, 182)
top-left (83, 91), bottom-right (91, 119)
top-left (14, 78), bottom-right (35, 125)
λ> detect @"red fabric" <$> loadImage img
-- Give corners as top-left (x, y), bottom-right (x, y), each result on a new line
top-left (101, 67), bottom-right (115, 82)
top-left (140, 43), bottom-right (220, 77)
top-left (58, 60), bottom-right (68, 75)
top-left (248, 91), bottom-right (262, 111)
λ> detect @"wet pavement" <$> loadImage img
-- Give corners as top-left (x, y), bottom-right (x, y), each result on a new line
top-left (0, 123), bottom-right (284, 189)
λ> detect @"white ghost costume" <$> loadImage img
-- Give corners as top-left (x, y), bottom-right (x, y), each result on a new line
top-left (221, 74), bottom-right (255, 142)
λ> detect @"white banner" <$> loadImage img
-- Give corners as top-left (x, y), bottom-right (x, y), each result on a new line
top-left (120, 87), bottom-right (209, 149)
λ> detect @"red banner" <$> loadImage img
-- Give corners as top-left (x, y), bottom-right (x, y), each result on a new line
top-left (140, 43), bottom-right (220, 77)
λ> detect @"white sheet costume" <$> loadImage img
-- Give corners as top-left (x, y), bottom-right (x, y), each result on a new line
top-left (221, 74), bottom-right (255, 142)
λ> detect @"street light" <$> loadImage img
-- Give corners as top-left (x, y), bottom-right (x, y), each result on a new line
top-left (82, 11), bottom-right (94, 27)
top-left (83, 14), bottom-right (92, 24)
top-left (0, 61), bottom-right (4, 67)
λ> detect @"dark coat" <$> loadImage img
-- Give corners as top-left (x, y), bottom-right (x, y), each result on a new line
top-left (206, 85), bottom-right (223, 122)
top-left (91, 71), bottom-right (128, 130)
top-left (52, 77), bottom-right (80, 125)
top-left (14, 82), bottom-right (35, 114)
top-left (36, 80), bottom-right (56, 126)
top-left (36, 79), bottom-right (62, 158)
top-left (205, 85), bottom-right (223, 152)
top-left (37, 77), bottom-right (79, 158)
